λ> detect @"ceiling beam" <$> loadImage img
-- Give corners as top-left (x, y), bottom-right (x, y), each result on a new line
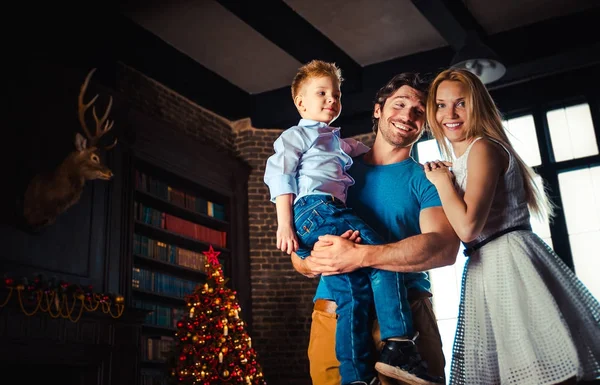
top-left (411, 0), bottom-right (487, 50)
top-left (214, 0), bottom-right (362, 92)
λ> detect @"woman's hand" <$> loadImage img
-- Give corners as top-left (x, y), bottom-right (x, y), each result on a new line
top-left (424, 160), bottom-right (454, 186)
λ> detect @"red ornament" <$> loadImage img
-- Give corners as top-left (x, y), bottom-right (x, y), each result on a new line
top-left (203, 245), bottom-right (221, 265)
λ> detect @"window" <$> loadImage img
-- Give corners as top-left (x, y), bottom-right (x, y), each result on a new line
top-left (557, 167), bottom-right (600, 299)
top-left (503, 115), bottom-right (542, 166)
top-left (415, 138), bottom-right (442, 163)
top-left (547, 103), bottom-right (598, 162)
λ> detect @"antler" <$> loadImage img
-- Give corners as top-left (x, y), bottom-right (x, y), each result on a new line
top-left (77, 68), bottom-right (117, 149)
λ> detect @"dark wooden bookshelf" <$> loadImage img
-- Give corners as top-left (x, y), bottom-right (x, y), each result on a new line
top-left (133, 254), bottom-right (207, 280)
top-left (134, 189), bottom-right (229, 231)
top-left (124, 108), bottom-right (251, 385)
top-left (141, 360), bottom-right (168, 366)
top-left (134, 220), bottom-right (230, 254)
top-left (132, 288), bottom-right (187, 306)
top-left (142, 324), bottom-right (177, 333)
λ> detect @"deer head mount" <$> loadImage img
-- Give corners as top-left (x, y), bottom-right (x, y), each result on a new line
top-left (23, 68), bottom-right (117, 230)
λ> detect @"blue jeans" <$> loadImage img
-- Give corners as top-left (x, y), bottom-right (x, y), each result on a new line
top-left (294, 194), bottom-right (414, 384)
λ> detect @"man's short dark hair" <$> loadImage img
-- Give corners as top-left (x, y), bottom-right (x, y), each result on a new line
top-left (372, 72), bottom-right (430, 133)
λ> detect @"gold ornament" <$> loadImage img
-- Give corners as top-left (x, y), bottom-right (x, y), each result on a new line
top-left (0, 284), bottom-right (124, 322)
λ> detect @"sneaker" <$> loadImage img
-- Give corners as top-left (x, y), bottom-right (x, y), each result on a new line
top-left (375, 333), bottom-right (445, 385)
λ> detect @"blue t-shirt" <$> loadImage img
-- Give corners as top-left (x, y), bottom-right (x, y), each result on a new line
top-left (313, 156), bottom-right (442, 301)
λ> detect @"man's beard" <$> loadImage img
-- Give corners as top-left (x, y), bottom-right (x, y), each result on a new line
top-left (380, 120), bottom-right (422, 148)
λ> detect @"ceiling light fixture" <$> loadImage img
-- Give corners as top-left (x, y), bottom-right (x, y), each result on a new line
top-left (450, 31), bottom-right (506, 85)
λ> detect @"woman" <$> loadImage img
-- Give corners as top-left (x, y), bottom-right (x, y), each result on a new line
top-left (423, 68), bottom-right (600, 385)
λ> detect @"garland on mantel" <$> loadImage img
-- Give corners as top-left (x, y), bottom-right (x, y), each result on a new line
top-left (0, 274), bottom-right (125, 322)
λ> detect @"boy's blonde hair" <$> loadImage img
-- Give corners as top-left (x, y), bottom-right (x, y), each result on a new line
top-left (291, 60), bottom-right (343, 100)
top-left (426, 68), bottom-right (555, 222)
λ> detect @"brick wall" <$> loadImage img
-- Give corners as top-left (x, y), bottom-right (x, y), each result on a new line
top-left (116, 63), bottom-right (234, 153)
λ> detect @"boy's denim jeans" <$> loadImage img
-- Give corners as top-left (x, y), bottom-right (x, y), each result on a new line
top-left (294, 194), bottom-right (414, 384)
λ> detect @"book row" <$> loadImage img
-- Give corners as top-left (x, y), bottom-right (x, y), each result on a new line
top-left (132, 267), bottom-right (200, 299)
top-left (134, 201), bottom-right (227, 248)
top-left (135, 170), bottom-right (226, 220)
top-left (133, 299), bottom-right (185, 329)
top-left (134, 233), bottom-right (207, 271)
top-left (141, 334), bottom-right (175, 362)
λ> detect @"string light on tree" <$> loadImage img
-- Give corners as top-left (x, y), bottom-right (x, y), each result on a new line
top-left (167, 245), bottom-right (266, 384)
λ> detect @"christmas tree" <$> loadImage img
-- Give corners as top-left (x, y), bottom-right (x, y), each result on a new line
top-left (168, 245), bottom-right (267, 385)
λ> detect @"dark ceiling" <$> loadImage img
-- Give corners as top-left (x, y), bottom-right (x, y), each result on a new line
top-left (22, 1), bottom-right (600, 138)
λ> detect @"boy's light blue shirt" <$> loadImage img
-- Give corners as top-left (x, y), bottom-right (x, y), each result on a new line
top-left (263, 119), bottom-right (370, 204)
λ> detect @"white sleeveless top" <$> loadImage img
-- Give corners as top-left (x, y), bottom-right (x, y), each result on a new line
top-left (451, 137), bottom-right (531, 246)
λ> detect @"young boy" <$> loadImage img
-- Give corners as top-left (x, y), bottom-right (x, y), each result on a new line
top-left (263, 60), bottom-right (440, 385)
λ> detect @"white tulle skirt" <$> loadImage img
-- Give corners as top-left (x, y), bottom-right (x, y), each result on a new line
top-left (449, 230), bottom-right (600, 385)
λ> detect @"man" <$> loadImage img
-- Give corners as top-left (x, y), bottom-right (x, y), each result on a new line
top-left (291, 72), bottom-right (460, 385)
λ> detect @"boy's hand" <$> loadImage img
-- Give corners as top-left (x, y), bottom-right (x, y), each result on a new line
top-left (277, 224), bottom-right (299, 255)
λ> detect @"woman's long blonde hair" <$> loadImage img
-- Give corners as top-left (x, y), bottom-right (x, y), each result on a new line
top-left (426, 68), bottom-right (554, 221)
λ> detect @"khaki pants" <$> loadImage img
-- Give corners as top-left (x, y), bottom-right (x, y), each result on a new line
top-left (308, 292), bottom-right (446, 385)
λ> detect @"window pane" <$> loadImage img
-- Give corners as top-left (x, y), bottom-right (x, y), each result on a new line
top-left (558, 167), bottom-right (600, 300)
top-left (568, 232), bottom-right (600, 300)
top-left (547, 103), bottom-right (598, 162)
top-left (503, 115), bottom-right (542, 167)
top-left (558, 167), bottom-right (600, 234)
top-left (416, 139), bottom-right (442, 163)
